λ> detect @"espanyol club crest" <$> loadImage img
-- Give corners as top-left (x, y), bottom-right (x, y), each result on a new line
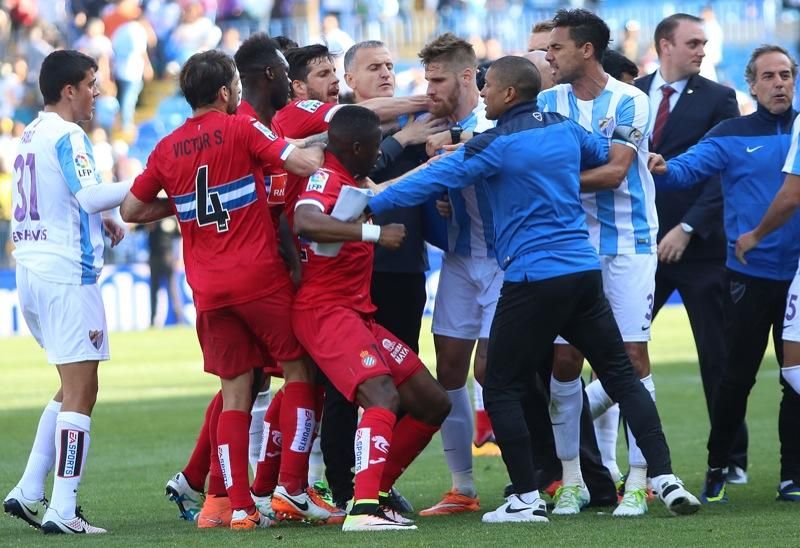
top-left (598, 116), bottom-right (616, 138)
top-left (360, 350), bottom-right (377, 368)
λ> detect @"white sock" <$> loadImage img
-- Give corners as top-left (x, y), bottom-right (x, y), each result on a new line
top-left (549, 376), bottom-right (583, 460)
top-left (441, 386), bottom-right (475, 497)
top-left (308, 436), bottom-right (324, 485)
top-left (518, 489), bottom-right (541, 505)
top-left (781, 365), bottom-right (800, 395)
top-left (561, 457), bottom-right (586, 488)
top-left (780, 479), bottom-right (793, 489)
top-left (249, 390), bottom-right (271, 474)
top-left (625, 464), bottom-right (648, 492)
top-left (585, 379), bottom-right (614, 419)
top-left (594, 404), bottom-right (621, 482)
top-left (626, 375), bottom-right (656, 469)
top-left (473, 379), bottom-right (485, 411)
top-left (50, 412), bottom-right (91, 519)
top-left (17, 400), bottom-right (62, 500)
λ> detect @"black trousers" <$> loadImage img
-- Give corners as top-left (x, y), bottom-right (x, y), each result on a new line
top-left (653, 260), bottom-right (748, 470)
top-left (485, 270), bottom-right (673, 494)
top-left (322, 272), bottom-right (427, 503)
top-left (707, 269), bottom-right (800, 481)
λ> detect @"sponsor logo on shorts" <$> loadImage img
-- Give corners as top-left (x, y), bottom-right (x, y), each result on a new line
top-left (89, 330), bottom-right (104, 350)
top-left (57, 429), bottom-right (84, 478)
top-left (382, 338), bottom-right (408, 365)
top-left (382, 339), bottom-right (395, 352)
top-left (354, 427), bottom-right (370, 473)
top-left (730, 281), bottom-right (746, 304)
top-left (290, 408), bottom-right (315, 453)
top-left (360, 350), bottom-right (377, 368)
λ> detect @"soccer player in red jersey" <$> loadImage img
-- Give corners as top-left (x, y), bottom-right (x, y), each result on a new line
top-left (120, 50), bottom-right (324, 531)
top-left (292, 105), bottom-right (451, 531)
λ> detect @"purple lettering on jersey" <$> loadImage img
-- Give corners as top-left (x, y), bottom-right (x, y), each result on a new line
top-left (13, 153), bottom-right (39, 222)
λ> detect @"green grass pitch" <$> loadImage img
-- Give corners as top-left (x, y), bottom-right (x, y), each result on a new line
top-left (1, 307), bottom-right (796, 546)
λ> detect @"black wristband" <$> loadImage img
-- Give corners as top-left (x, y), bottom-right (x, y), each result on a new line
top-left (450, 124), bottom-right (463, 145)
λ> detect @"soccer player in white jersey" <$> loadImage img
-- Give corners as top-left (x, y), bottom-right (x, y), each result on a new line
top-left (538, 9), bottom-right (660, 517)
top-left (2, 50), bottom-right (130, 534)
top-left (411, 34), bottom-right (501, 517)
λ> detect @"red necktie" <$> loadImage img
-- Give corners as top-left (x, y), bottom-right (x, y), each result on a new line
top-left (651, 85), bottom-right (675, 150)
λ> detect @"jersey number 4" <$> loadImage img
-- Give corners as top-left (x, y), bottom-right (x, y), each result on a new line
top-left (195, 165), bottom-right (230, 232)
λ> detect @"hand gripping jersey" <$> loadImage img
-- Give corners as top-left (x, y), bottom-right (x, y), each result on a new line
top-left (538, 77), bottom-right (659, 256)
top-left (293, 152), bottom-right (376, 314)
top-left (131, 111), bottom-right (295, 311)
top-left (11, 112), bottom-right (106, 285)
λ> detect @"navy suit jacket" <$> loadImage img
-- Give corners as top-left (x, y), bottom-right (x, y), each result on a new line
top-left (635, 73), bottom-right (739, 262)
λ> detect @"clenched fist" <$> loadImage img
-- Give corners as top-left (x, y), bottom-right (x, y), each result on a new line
top-left (378, 223), bottom-right (406, 250)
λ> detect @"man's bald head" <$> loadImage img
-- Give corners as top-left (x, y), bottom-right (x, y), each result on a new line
top-left (522, 50), bottom-right (554, 90)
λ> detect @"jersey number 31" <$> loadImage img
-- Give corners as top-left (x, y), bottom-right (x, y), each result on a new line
top-left (195, 165), bottom-right (230, 232)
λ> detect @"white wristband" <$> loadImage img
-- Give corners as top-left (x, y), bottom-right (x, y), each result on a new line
top-left (361, 223), bottom-right (381, 242)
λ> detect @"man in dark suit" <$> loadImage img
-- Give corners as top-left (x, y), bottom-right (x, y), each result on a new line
top-left (634, 12), bottom-right (748, 482)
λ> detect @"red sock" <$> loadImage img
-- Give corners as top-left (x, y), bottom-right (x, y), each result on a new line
top-left (354, 407), bottom-right (396, 503)
top-left (182, 391), bottom-right (219, 492)
top-left (251, 388), bottom-right (284, 495)
top-left (277, 382), bottom-right (316, 495)
top-left (300, 384), bottom-right (326, 483)
top-left (379, 416), bottom-right (439, 492)
top-left (206, 392), bottom-right (227, 496)
top-left (217, 410), bottom-right (253, 511)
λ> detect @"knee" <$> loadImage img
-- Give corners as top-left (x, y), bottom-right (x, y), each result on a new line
top-left (426, 384), bottom-right (452, 425)
top-left (356, 376), bottom-right (399, 414)
top-left (552, 346), bottom-right (583, 381)
top-left (624, 343), bottom-right (651, 377)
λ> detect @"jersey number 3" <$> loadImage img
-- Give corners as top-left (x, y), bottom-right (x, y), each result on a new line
top-left (195, 165), bottom-right (230, 232)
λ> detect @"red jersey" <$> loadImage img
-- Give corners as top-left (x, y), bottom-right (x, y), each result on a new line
top-left (131, 110), bottom-right (295, 311)
top-left (293, 152), bottom-right (376, 314)
top-left (273, 99), bottom-right (343, 221)
top-left (238, 100), bottom-right (288, 230)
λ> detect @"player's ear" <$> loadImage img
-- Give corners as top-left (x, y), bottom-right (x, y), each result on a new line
top-left (344, 71), bottom-right (355, 89)
top-left (291, 79), bottom-right (304, 98)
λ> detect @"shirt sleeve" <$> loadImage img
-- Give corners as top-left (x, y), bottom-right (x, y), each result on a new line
top-left (295, 169), bottom-right (340, 213)
top-left (783, 115), bottom-right (800, 175)
top-left (245, 117), bottom-right (296, 170)
top-left (55, 128), bottom-right (101, 195)
top-left (655, 135), bottom-right (730, 191)
top-left (369, 134), bottom-right (503, 216)
top-left (613, 92), bottom-right (651, 150)
top-left (130, 144), bottom-right (165, 203)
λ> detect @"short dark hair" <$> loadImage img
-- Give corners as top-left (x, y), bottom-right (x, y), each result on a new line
top-left (552, 8), bottom-right (610, 60)
top-left (234, 32), bottom-right (282, 81)
top-left (418, 32), bottom-right (477, 71)
top-left (344, 40), bottom-right (386, 73)
top-left (329, 105), bottom-right (380, 142)
top-left (488, 56), bottom-right (541, 103)
top-left (653, 13), bottom-right (702, 56)
top-left (285, 44), bottom-right (333, 83)
top-left (274, 35), bottom-right (299, 53)
top-left (532, 20), bottom-right (555, 34)
top-left (745, 44), bottom-right (798, 85)
top-left (180, 50), bottom-right (237, 110)
top-left (602, 49), bottom-right (638, 81)
top-left (39, 50), bottom-right (99, 105)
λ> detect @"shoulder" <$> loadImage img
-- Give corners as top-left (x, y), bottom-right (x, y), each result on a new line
top-left (689, 75), bottom-right (735, 98)
top-left (609, 77), bottom-right (647, 102)
top-left (633, 73), bottom-right (655, 92)
top-left (303, 167), bottom-right (339, 194)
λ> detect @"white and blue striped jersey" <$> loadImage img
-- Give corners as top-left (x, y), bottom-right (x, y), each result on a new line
top-left (446, 101), bottom-right (497, 257)
top-left (11, 112), bottom-right (105, 285)
top-left (783, 114), bottom-right (800, 175)
top-left (538, 76), bottom-right (658, 255)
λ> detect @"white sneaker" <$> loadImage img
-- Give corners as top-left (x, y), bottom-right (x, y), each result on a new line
top-left (552, 485), bottom-right (590, 515)
top-left (251, 491), bottom-right (277, 521)
top-left (342, 508), bottom-right (417, 531)
top-left (613, 489), bottom-right (648, 517)
top-left (41, 507), bottom-right (107, 534)
top-left (230, 508), bottom-right (273, 529)
top-left (726, 466), bottom-right (748, 485)
top-left (3, 486), bottom-right (48, 529)
top-left (271, 485), bottom-right (331, 522)
top-left (165, 472), bottom-right (204, 521)
top-left (655, 475), bottom-right (701, 516)
top-left (481, 495), bottom-right (549, 523)
top-left (380, 505), bottom-right (415, 525)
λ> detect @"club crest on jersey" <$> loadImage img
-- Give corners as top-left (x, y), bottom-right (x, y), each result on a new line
top-left (253, 121), bottom-right (278, 141)
top-left (306, 170), bottom-right (329, 193)
top-left (74, 152), bottom-right (93, 178)
top-left (89, 330), bottom-right (104, 350)
top-left (360, 350), bottom-right (377, 368)
top-left (598, 116), bottom-right (616, 138)
top-left (296, 100), bottom-right (323, 113)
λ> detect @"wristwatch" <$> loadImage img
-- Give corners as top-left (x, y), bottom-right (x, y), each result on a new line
top-left (680, 222), bottom-right (694, 234)
top-left (450, 124), bottom-right (463, 145)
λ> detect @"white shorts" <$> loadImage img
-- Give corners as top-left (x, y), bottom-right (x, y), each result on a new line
top-left (432, 253), bottom-right (503, 340)
top-left (783, 268), bottom-right (800, 343)
top-left (17, 265), bottom-right (110, 364)
top-left (555, 253), bottom-right (656, 344)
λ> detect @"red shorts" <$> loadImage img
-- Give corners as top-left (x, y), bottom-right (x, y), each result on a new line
top-left (292, 305), bottom-right (424, 401)
top-left (260, 349), bottom-right (284, 378)
top-left (197, 291), bottom-right (304, 380)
